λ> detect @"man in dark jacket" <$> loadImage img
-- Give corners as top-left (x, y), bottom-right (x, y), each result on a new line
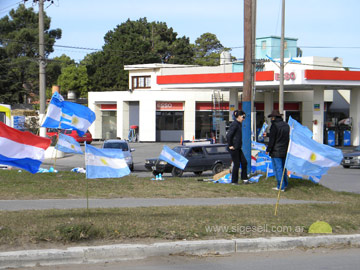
top-left (226, 110), bottom-right (248, 185)
top-left (265, 110), bottom-right (290, 191)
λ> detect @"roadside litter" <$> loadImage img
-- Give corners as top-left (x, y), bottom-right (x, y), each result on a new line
top-left (71, 167), bottom-right (86, 174)
top-left (37, 167), bottom-right (58, 173)
top-left (151, 173), bottom-right (165, 181)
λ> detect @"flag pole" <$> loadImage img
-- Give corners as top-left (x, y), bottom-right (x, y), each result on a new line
top-left (85, 142), bottom-right (89, 211)
top-left (53, 130), bottom-right (60, 170)
top-left (274, 166), bottom-right (286, 216)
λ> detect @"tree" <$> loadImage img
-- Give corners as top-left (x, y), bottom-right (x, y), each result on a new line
top-left (46, 54), bottom-right (75, 98)
top-left (84, 18), bottom-right (194, 91)
top-left (193, 33), bottom-right (228, 66)
top-left (0, 4), bottom-right (61, 104)
top-left (57, 64), bottom-right (88, 98)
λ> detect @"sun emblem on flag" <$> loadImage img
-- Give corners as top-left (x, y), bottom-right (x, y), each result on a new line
top-left (100, 158), bottom-right (108, 166)
top-left (310, 152), bottom-right (317, 162)
top-left (171, 157), bottom-right (175, 162)
top-left (71, 144), bottom-right (75, 149)
top-left (72, 116), bottom-right (79, 125)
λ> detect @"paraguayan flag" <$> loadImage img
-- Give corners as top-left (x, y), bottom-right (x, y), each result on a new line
top-left (85, 144), bottom-right (130, 179)
top-left (285, 127), bottom-right (343, 177)
top-left (56, 133), bottom-right (83, 154)
top-left (159, 145), bottom-right (188, 170)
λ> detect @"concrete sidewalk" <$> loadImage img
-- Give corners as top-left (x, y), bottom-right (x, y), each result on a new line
top-left (0, 197), bottom-right (333, 211)
top-left (1, 234), bottom-right (359, 269)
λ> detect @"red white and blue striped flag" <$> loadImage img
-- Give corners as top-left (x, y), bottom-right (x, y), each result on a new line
top-left (0, 122), bottom-right (51, 173)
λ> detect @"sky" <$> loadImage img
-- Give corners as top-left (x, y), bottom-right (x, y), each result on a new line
top-left (1, 0), bottom-right (360, 69)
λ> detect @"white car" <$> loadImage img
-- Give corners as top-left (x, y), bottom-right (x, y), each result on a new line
top-left (102, 139), bottom-right (135, 171)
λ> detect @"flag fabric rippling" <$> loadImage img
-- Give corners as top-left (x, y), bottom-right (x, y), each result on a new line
top-left (41, 92), bottom-right (95, 136)
top-left (56, 133), bottom-right (83, 154)
top-left (159, 145), bottom-right (188, 170)
top-left (0, 122), bottom-right (51, 173)
top-left (288, 116), bottom-right (313, 138)
top-left (285, 127), bottom-right (343, 177)
top-left (85, 144), bottom-right (130, 179)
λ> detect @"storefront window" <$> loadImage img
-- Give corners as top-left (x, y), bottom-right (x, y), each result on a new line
top-left (156, 111), bottom-right (184, 130)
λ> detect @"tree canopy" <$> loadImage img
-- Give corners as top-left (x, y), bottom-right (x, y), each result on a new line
top-left (0, 4), bottom-right (61, 104)
top-left (1, 6), bottom-right (231, 103)
top-left (84, 18), bottom-right (195, 91)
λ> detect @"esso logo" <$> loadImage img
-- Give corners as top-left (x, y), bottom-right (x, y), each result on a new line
top-left (157, 102), bottom-right (173, 109)
top-left (275, 72), bottom-right (296, 81)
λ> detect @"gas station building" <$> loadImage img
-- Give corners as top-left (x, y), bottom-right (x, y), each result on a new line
top-left (88, 37), bottom-right (360, 146)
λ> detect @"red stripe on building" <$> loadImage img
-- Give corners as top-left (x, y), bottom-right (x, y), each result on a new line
top-left (273, 103), bottom-right (300, 111)
top-left (101, 104), bottom-right (117, 110)
top-left (157, 71), bottom-right (274, 85)
top-left (304, 70), bottom-right (360, 81)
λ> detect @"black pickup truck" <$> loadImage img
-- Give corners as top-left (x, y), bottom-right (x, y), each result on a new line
top-left (145, 143), bottom-right (232, 177)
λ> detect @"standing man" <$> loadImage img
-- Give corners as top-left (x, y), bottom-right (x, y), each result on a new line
top-left (264, 110), bottom-right (290, 191)
top-left (226, 110), bottom-right (249, 185)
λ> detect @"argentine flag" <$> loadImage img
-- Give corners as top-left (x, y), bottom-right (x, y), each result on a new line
top-left (85, 144), bottom-right (130, 179)
top-left (257, 122), bottom-right (268, 142)
top-left (42, 92), bottom-right (95, 137)
top-left (251, 141), bottom-right (267, 152)
top-left (41, 92), bottom-right (64, 128)
top-left (288, 116), bottom-right (313, 138)
top-left (285, 128), bottom-right (343, 177)
top-left (60, 101), bottom-right (95, 137)
top-left (56, 133), bottom-right (83, 154)
top-left (159, 145), bottom-right (188, 170)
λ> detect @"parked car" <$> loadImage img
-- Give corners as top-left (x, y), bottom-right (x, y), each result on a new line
top-left (145, 143), bottom-right (232, 177)
top-left (102, 139), bottom-right (135, 171)
top-left (46, 129), bottom-right (93, 144)
top-left (341, 146), bottom-right (360, 168)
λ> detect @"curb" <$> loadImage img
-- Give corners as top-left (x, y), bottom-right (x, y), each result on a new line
top-left (1, 234), bottom-right (360, 269)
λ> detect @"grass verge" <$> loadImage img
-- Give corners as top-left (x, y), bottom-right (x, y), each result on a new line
top-left (0, 170), bottom-right (356, 202)
top-left (1, 170), bottom-right (360, 251)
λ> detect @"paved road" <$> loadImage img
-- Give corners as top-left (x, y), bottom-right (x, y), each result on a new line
top-left (0, 197), bottom-right (332, 211)
top-left (18, 248), bottom-right (360, 270)
top-left (43, 142), bottom-right (360, 193)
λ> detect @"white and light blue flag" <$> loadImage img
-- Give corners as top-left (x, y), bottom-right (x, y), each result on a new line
top-left (41, 92), bottom-right (64, 128)
top-left (159, 145), bottom-right (188, 170)
top-left (257, 122), bottom-right (268, 141)
top-left (85, 144), bottom-right (130, 179)
top-left (56, 133), bottom-right (83, 154)
top-left (288, 116), bottom-right (313, 138)
top-left (42, 92), bottom-right (96, 137)
top-left (287, 171), bottom-right (322, 184)
top-left (60, 101), bottom-right (95, 137)
top-left (285, 128), bottom-right (343, 177)
top-left (251, 141), bottom-right (267, 152)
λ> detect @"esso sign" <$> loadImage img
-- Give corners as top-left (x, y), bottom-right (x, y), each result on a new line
top-left (275, 72), bottom-right (296, 81)
top-left (157, 102), bottom-right (173, 109)
top-left (156, 102), bottom-right (184, 111)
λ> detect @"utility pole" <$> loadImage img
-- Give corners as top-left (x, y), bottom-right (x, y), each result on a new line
top-left (279, 0), bottom-right (285, 114)
top-left (251, 0), bottom-right (257, 140)
top-left (38, 0), bottom-right (46, 137)
top-left (243, 0), bottom-right (253, 175)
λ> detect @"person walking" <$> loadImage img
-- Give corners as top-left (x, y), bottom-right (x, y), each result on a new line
top-left (264, 110), bottom-right (290, 191)
top-left (226, 110), bottom-right (248, 185)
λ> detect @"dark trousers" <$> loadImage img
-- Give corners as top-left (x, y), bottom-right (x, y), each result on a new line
top-left (229, 149), bottom-right (248, 183)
